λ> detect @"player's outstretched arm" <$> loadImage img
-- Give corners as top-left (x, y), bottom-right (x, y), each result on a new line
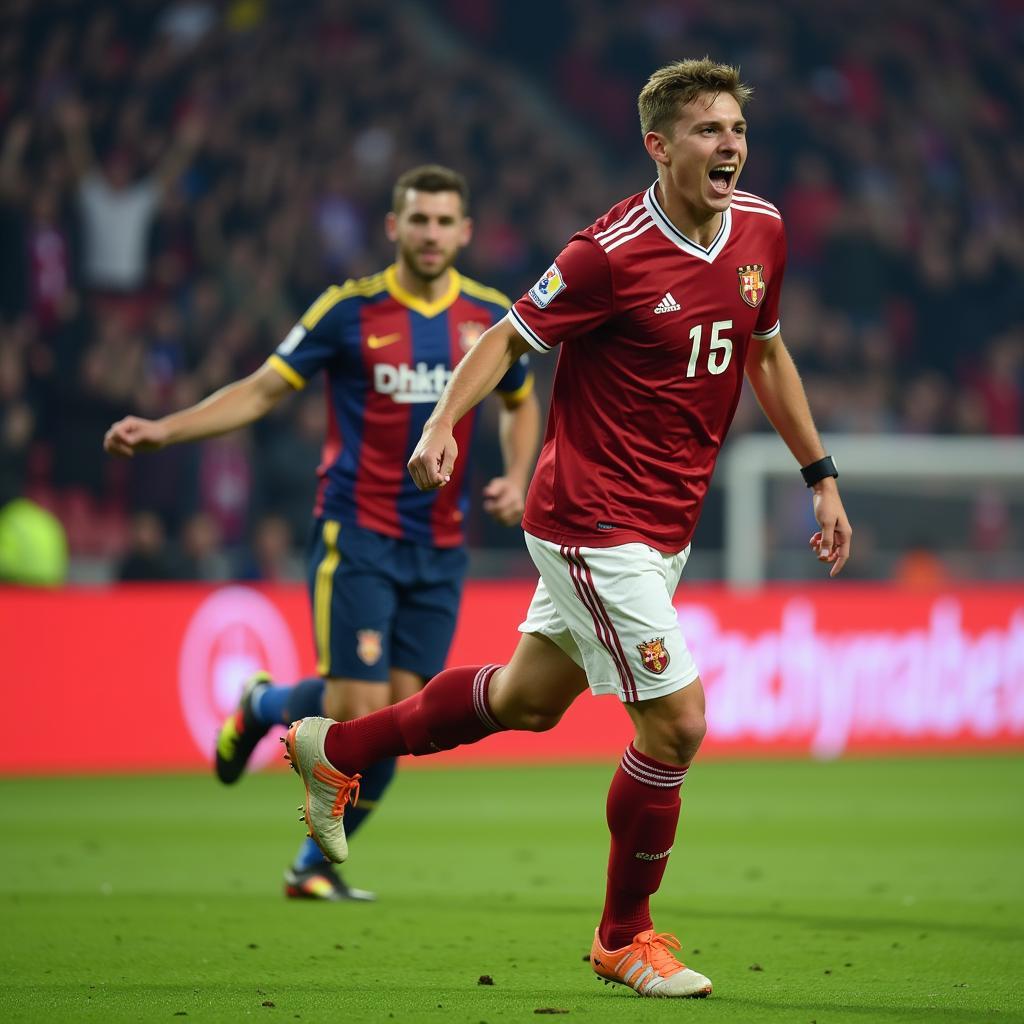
top-left (104, 362), bottom-right (293, 458)
top-left (744, 333), bottom-right (852, 577)
top-left (409, 320), bottom-right (531, 491)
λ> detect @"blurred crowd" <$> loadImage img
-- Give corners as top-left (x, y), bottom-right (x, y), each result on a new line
top-left (452, 0), bottom-right (1024, 437)
top-left (0, 0), bottom-right (1021, 579)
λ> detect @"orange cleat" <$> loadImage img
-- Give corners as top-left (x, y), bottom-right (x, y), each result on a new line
top-left (590, 928), bottom-right (712, 998)
top-left (282, 718), bottom-right (361, 864)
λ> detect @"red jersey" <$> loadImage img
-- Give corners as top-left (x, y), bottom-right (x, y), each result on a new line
top-left (510, 184), bottom-right (786, 553)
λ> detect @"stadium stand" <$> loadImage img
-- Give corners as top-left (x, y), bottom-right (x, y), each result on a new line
top-left (0, 0), bottom-right (1020, 577)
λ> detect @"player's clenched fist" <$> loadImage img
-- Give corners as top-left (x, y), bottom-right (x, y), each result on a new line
top-left (103, 416), bottom-right (167, 457)
top-left (482, 476), bottom-right (525, 526)
top-left (408, 423), bottom-right (458, 490)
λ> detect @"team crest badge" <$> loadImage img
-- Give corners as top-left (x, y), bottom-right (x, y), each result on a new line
top-left (528, 262), bottom-right (566, 308)
top-left (356, 629), bottom-right (383, 666)
top-left (636, 636), bottom-right (670, 675)
top-left (737, 264), bottom-right (766, 307)
top-left (458, 320), bottom-right (486, 352)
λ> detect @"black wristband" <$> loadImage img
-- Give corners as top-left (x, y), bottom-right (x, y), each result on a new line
top-left (801, 455), bottom-right (838, 487)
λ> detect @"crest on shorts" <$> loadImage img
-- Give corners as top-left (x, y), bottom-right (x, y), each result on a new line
top-left (356, 629), bottom-right (383, 666)
top-left (457, 320), bottom-right (486, 352)
top-left (737, 264), bottom-right (766, 307)
top-left (636, 636), bottom-right (670, 675)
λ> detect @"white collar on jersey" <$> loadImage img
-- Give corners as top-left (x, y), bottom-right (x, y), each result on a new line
top-left (643, 182), bottom-right (732, 264)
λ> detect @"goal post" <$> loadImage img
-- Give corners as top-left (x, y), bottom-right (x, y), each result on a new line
top-left (723, 434), bottom-right (1024, 586)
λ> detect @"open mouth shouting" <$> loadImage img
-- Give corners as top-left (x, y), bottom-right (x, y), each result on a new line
top-left (708, 162), bottom-right (738, 197)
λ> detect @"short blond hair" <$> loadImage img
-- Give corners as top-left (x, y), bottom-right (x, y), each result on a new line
top-left (638, 58), bottom-right (752, 137)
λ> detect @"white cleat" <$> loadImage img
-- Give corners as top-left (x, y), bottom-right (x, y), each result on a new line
top-left (590, 928), bottom-right (712, 998)
top-left (281, 717), bottom-right (361, 864)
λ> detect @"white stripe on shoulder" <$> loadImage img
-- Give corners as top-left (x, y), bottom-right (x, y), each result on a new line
top-left (731, 202), bottom-right (782, 221)
top-left (594, 203), bottom-right (648, 242)
top-left (506, 307), bottom-right (553, 352)
top-left (595, 210), bottom-right (650, 248)
top-left (733, 190), bottom-right (779, 212)
top-left (602, 215), bottom-right (655, 253)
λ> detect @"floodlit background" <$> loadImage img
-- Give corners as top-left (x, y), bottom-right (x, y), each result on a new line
top-left (1, 4), bottom-right (1023, 1023)
top-left (0, 0), bottom-right (1021, 586)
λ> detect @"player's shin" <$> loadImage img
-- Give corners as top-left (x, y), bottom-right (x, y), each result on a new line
top-left (321, 664), bottom-right (506, 773)
top-left (599, 743), bottom-right (688, 949)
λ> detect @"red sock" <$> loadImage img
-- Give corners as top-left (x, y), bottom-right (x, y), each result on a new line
top-left (598, 743), bottom-right (689, 950)
top-left (322, 664), bottom-right (504, 773)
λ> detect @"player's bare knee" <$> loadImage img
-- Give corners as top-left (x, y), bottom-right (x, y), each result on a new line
top-left (636, 708), bottom-right (706, 764)
top-left (685, 710), bottom-right (708, 747)
top-left (490, 639), bottom-right (585, 732)
top-left (514, 704), bottom-right (564, 733)
top-left (492, 688), bottom-right (565, 731)
top-left (491, 681), bottom-right (566, 731)
top-left (667, 711), bottom-right (707, 762)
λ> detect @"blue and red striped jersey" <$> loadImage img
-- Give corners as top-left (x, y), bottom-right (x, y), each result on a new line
top-left (267, 265), bottom-right (532, 547)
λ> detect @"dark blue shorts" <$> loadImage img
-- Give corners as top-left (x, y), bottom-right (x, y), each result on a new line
top-left (306, 519), bottom-right (468, 683)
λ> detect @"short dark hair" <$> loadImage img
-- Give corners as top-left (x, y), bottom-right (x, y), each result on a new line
top-left (392, 164), bottom-right (470, 215)
top-left (638, 58), bottom-right (753, 137)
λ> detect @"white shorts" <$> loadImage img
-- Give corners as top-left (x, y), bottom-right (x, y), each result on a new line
top-left (518, 532), bottom-right (699, 703)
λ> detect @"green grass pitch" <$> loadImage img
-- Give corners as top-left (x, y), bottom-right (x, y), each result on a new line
top-left (1, 757), bottom-right (1022, 1023)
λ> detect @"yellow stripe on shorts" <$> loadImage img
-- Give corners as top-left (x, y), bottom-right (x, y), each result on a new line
top-left (314, 520), bottom-right (342, 676)
top-left (501, 372), bottom-right (534, 408)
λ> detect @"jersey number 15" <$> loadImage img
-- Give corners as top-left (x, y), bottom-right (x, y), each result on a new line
top-left (685, 320), bottom-right (733, 378)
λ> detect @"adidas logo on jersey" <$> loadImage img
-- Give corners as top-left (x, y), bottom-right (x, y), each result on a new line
top-left (653, 292), bottom-right (681, 314)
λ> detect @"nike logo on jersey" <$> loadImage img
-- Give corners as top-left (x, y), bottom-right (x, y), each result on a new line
top-left (653, 292), bottom-right (681, 314)
top-left (367, 332), bottom-right (402, 349)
